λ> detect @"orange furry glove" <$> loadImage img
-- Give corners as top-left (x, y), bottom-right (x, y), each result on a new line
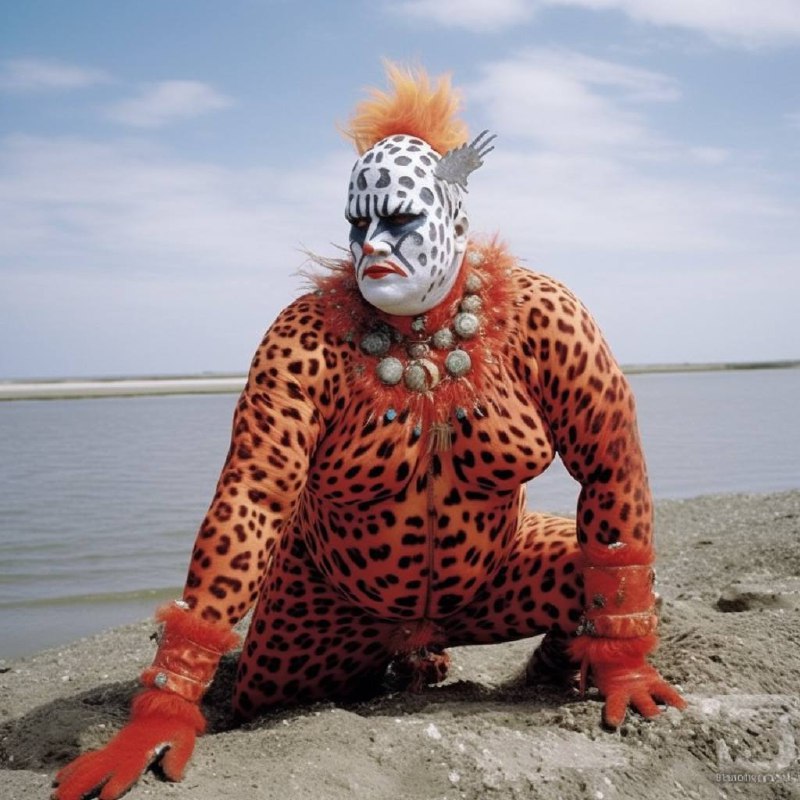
top-left (52, 690), bottom-right (205, 800)
top-left (588, 657), bottom-right (687, 728)
top-left (53, 602), bottom-right (239, 800)
top-left (571, 564), bottom-right (686, 727)
top-left (572, 634), bottom-right (686, 728)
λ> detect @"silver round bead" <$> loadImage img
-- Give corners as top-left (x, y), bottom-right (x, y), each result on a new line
top-left (154, 672), bottom-right (169, 689)
top-left (459, 294), bottom-right (482, 314)
top-left (360, 331), bottom-right (391, 356)
top-left (411, 315), bottom-right (427, 333)
top-left (445, 349), bottom-right (472, 377)
top-left (453, 312), bottom-right (480, 339)
top-left (407, 342), bottom-right (430, 359)
top-left (404, 362), bottom-right (428, 392)
top-left (432, 328), bottom-right (455, 350)
top-left (376, 357), bottom-right (404, 385)
top-left (404, 359), bottom-right (440, 392)
top-left (467, 251), bottom-right (484, 266)
top-left (465, 272), bottom-right (482, 293)
top-left (420, 359), bottom-right (440, 389)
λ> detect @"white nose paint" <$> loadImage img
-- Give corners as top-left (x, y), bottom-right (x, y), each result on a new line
top-left (363, 237), bottom-right (391, 257)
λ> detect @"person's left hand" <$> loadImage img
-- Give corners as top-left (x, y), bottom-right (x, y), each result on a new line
top-left (589, 660), bottom-right (686, 727)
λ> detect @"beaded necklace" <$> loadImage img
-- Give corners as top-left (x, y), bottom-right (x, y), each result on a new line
top-left (310, 241), bottom-right (516, 443)
top-left (359, 255), bottom-right (485, 394)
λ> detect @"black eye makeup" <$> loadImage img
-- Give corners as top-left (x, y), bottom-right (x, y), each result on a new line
top-left (384, 213), bottom-right (420, 227)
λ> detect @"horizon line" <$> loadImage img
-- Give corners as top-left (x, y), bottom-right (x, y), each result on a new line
top-left (1, 359), bottom-right (798, 402)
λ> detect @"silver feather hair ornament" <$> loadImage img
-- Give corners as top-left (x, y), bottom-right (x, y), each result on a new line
top-left (433, 129), bottom-right (496, 192)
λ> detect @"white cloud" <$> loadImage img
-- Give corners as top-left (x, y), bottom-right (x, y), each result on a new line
top-left (391, 0), bottom-right (800, 45)
top-left (544, 49), bottom-right (680, 102)
top-left (467, 49), bottom-right (677, 153)
top-left (0, 133), bottom-right (354, 377)
top-left (0, 134), bottom-right (349, 278)
top-left (464, 50), bottom-right (791, 258)
top-left (0, 58), bottom-right (110, 92)
top-left (457, 49), bottom-right (799, 367)
top-left (386, 0), bottom-right (535, 31)
top-left (688, 146), bottom-right (731, 165)
top-left (106, 81), bottom-right (234, 128)
top-left (471, 149), bottom-right (787, 256)
top-left (545, 0), bottom-right (800, 46)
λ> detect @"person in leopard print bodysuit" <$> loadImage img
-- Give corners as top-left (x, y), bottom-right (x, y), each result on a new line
top-left (53, 64), bottom-right (685, 800)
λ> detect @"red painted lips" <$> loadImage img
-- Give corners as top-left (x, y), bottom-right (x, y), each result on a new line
top-left (363, 262), bottom-right (407, 280)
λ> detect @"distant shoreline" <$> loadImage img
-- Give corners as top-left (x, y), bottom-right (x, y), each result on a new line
top-left (621, 359), bottom-right (800, 374)
top-left (0, 374), bottom-right (247, 401)
top-left (1, 360), bottom-right (798, 401)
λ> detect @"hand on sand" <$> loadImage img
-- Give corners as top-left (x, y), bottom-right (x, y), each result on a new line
top-left (52, 690), bottom-right (205, 800)
top-left (590, 661), bottom-right (686, 728)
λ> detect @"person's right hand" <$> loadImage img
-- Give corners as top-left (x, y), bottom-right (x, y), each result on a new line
top-left (52, 690), bottom-right (205, 800)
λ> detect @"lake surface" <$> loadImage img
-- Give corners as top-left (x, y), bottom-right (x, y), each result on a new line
top-left (1, 368), bottom-right (799, 659)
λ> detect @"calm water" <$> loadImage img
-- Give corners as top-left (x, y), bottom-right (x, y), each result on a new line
top-left (1, 369), bottom-right (799, 658)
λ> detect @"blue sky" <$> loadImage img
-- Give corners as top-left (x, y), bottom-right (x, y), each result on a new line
top-left (2, 0), bottom-right (799, 378)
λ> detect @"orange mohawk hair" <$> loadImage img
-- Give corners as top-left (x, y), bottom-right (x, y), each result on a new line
top-left (346, 62), bottom-right (468, 156)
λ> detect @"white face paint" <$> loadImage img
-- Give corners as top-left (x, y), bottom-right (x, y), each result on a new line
top-left (346, 135), bottom-right (469, 317)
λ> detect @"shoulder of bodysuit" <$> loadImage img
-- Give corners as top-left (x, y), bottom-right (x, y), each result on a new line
top-left (470, 239), bottom-right (576, 301)
top-left (507, 263), bottom-right (583, 310)
top-left (258, 284), bottom-right (366, 356)
top-left (267, 292), bottom-right (329, 329)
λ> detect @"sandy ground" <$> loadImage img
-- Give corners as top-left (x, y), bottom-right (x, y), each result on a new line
top-left (2, 490), bottom-right (799, 800)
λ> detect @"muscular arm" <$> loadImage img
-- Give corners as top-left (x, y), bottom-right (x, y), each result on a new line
top-left (183, 296), bottom-right (336, 626)
top-left (52, 293), bottom-right (345, 800)
top-left (517, 270), bottom-right (683, 723)
top-left (530, 279), bottom-right (653, 569)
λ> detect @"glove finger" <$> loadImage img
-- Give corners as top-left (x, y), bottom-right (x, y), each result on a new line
top-left (99, 756), bottom-right (155, 800)
top-left (52, 778), bottom-right (109, 800)
top-left (93, 739), bottom-right (156, 800)
top-left (160, 733), bottom-right (196, 781)
top-left (54, 749), bottom-right (104, 787)
top-left (650, 681), bottom-right (687, 711)
top-left (602, 691), bottom-right (630, 728)
top-left (630, 689), bottom-right (661, 720)
top-left (52, 754), bottom-right (113, 800)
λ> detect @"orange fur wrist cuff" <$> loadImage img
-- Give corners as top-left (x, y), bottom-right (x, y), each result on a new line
top-left (579, 563), bottom-right (657, 638)
top-left (569, 632), bottom-right (658, 666)
top-left (131, 688), bottom-right (207, 734)
top-left (140, 602), bottom-right (240, 703)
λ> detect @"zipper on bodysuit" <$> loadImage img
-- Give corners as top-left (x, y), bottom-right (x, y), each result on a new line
top-left (423, 453), bottom-right (437, 620)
